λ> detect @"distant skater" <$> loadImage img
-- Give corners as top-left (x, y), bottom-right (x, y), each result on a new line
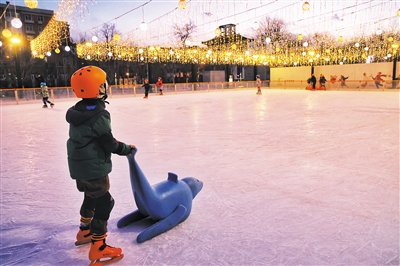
top-left (319, 74), bottom-right (327, 90)
top-left (356, 73), bottom-right (369, 89)
top-left (310, 74), bottom-right (317, 90)
top-left (156, 77), bottom-right (163, 95)
top-left (372, 72), bottom-right (387, 89)
top-left (339, 75), bottom-right (349, 88)
top-left (142, 79), bottom-right (151, 99)
top-left (256, 75), bottom-right (262, 95)
top-left (40, 82), bottom-right (54, 108)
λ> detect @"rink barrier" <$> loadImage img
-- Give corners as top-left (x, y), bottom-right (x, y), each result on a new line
top-left (1, 79), bottom-right (399, 105)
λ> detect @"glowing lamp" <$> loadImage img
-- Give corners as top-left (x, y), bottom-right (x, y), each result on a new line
top-left (185, 39), bottom-right (191, 46)
top-left (338, 36), bottom-right (343, 42)
top-left (1, 29), bottom-right (12, 38)
top-left (24, 0), bottom-right (38, 9)
top-left (91, 36), bottom-right (98, 42)
top-left (215, 28), bottom-right (221, 36)
top-left (11, 37), bottom-right (20, 44)
top-left (265, 37), bottom-right (271, 43)
top-left (302, 1), bottom-right (310, 11)
top-left (55, 48), bottom-right (60, 54)
top-left (113, 34), bottom-right (120, 41)
top-left (178, 0), bottom-right (187, 10)
top-left (252, 21), bottom-right (259, 30)
top-left (297, 34), bottom-right (303, 41)
top-left (11, 18), bottom-right (22, 29)
top-left (388, 37), bottom-right (393, 42)
top-left (65, 46), bottom-right (71, 52)
top-left (140, 22), bottom-right (147, 31)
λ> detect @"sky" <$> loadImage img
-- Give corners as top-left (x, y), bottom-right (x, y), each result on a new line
top-left (0, 89), bottom-right (399, 265)
top-left (16, 0), bottom-right (400, 46)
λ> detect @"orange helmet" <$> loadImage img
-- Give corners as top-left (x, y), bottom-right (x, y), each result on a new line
top-left (71, 66), bottom-right (107, 99)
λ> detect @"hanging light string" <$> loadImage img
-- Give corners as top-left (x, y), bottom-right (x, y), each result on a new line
top-left (82, 0), bottom-right (152, 35)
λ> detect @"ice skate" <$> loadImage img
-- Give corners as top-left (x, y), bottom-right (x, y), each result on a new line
top-left (88, 239), bottom-right (123, 266)
top-left (50, 103), bottom-right (55, 108)
top-left (159, 92), bottom-right (163, 95)
top-left (143, 96), bottom-right (148, 99)
top-left (75, 228), bottom-right (92, 246)
top-left (42, 104), bottom-right (48, 108)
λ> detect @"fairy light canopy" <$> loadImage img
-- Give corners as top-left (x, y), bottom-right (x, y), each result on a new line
top-left (30, 0), bottom-right (400, 66)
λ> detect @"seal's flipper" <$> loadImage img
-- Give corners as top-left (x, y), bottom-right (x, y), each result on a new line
top-left (117, 210), bottom-right (147, 228)
top-left (136, 204), bottom-right (187, 243)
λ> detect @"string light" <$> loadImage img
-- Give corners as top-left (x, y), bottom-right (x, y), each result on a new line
top-left (30, 0), bottom-right (399, 67)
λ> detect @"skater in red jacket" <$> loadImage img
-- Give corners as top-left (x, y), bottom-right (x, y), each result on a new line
top-left (156, 77), bottom-right (163, 95)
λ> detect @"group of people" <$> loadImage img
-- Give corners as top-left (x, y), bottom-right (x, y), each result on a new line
top-left (142, 76), bottom-right (163, 99)
top-left (307, 71), bottom-right (395, 90)
top-left (307, 74), bottom-right (328, 90)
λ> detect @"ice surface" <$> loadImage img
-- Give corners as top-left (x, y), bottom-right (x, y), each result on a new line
top-left (1, 89), bottom-right (399, 265)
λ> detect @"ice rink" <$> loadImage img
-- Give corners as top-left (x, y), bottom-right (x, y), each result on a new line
top-left (1, 89), bottom-right (399, 265)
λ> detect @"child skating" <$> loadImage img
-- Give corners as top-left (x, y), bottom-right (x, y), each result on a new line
top-left (256, 75), bottom-right (262, 95)
top-left (67, 66), bottom-right (135, 265)
top-left (142, 78), bottom-right (151, 98)
top-left (40, 82), bottom-right (54, 108)
top-left (156, 77), bottom-right (163, 95)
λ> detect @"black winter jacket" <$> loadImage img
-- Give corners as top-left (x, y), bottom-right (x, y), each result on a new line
top-left (66, 99), bottom-right (131, 180)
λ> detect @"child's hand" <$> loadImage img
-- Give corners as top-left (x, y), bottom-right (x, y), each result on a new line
top-left (129, 144), bottom-right (136, 149)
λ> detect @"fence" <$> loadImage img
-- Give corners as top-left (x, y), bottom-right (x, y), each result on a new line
top-left (1, 79), bottom-right (399, 105)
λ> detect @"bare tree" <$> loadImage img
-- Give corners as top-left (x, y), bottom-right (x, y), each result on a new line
top-left (173, 20), bottom-right (196, 47)
top-left (254, 16), bottom-right (290, 52)
top-left (97, 23), bottom-right (121, 46)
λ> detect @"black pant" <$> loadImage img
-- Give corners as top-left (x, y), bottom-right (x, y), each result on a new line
top-left (76, 176), bottom-right (114, 235)
top-left (42, 97), bottom-right (52, 105)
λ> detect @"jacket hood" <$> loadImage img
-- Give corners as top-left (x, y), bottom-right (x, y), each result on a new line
top-left (66, 99), bottom-right (106, 127)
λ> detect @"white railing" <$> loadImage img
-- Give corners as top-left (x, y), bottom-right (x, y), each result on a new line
top-left (1, 79), bottom-right (399, 105)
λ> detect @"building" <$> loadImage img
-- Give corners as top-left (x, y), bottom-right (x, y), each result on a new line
top-left (0, 2), bottom-right (53, 49)
top-left (0, 2), bottom-right (75, 88)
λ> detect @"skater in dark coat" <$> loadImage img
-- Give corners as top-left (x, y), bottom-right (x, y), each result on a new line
top-left (310, 74), bottom-right (317, 90)
top-left (142, 78), bottom-right (151, 98)
top-left (67, 66), bottom-right (135, 265)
